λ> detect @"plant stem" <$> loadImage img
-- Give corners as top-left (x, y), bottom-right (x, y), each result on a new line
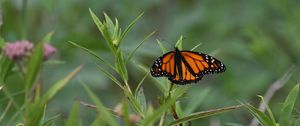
top-left (21, 0), bottom-right (28, 39)
top-left (167, 83), bottom-right (183, 126)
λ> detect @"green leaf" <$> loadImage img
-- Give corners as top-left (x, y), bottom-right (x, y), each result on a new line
top-left (136, 63), bottom-right (167, 93)
top-left (82, 83), bottom-right (118, 126)
top-left (184, 88), bottom-right (210, 114)
top-left (226, 123), bottom-right (244, 126)
top-left (126, 31), bottom-right (155, 64)
top-left (134, 72), bottom-right (149, 96)
top-left (89, 9), bottom-right (116, 54)
top-left (65, 101), bottom-right (80, 126)
top-left (0, 36), bottom-right (4, 48)
top-left (124, 86), bottom-right (143, 117)
top-left (0, 54), bottom-right (13, 82)
top-left (7, 105), bottom-right (25, 125)
top-left (95, 63), bottom-right (123, 89)
top-left (68, 41), bottom-right (116, 71)
top-left (279, 84), bottom-right (299, 126)
top-left (42, 31), bottom-right (55, 43)
top-left (120, 12), bottom-right (144, 42)
top-left (190, 43), bottom-right (202, 51)
top-left (141, 87), bottom-right (188, 126)
top-left (257, 95), bottom-right (276, 124)
top-left (136, 87), bottom-right (147, 113)
top-left (169, 105), bottom-right (241, 126)
top-left (24, 41), bottom-right (44, 92)
top-left (156, 39), bottom-right (166, 54)
top-left (115, 51), bottom-right (128, 81)
top-left (42, 65), bottom-right (82, 103)
top-left (26, 102), bottom-right (46, 126)
top-left (244, 103), bottom-right (275, 126)
top-left (122, 99), bottom-right (131, 126)
top-left (41, 114), bottom-right (60, 126)
top-left (175, 35), bottom-right (183, 50)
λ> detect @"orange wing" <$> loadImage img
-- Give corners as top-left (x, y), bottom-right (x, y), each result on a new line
top-left (151, 51), bottom-right (176, 77)
top-left (180, 51), bottom-right (225, 76)
top-left (151, 49), bottom-right (226, 85)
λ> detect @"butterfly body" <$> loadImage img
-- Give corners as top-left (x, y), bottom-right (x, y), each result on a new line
top-left (150, 48), bottom-right (225, 84)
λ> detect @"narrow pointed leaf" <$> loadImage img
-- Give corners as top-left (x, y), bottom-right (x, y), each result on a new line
top-left (279, 84), bottom-right (299, 126)
top-left (42, 65), bottom-right (82, 103)
top-left (258, 95), bottom-right (276, 124)
top-left (175, 35), bottom-right (183, 50)
top-left (190, 43), bottom-right (202, 51)
top-left (95, 63), bottom-right (123, 89)
top-left (136, 87), bottom-right (147, 113)
top-left (42, 31), bottom-right (54, 43)
top-left (169, 105), bottom-right (241, 126)
top-left (42, 114), bottom-right (60, 126)
top-left (126, 31), bottom-right (155, 64)
top-left (121, 12), bottom-right (144, 41)
top-left (0, 36), bottom-right (4, 47)
top-left (24, 42), bottom-right (44, 91)
top-left (156, 39), bottom-right (166, 54)
top-left (244, 103), bottom-right (275, 126)
top-left (141, 87), bottom-right (188, 126)
top-left (65, 101), bottom-right (80, 126)
top-left (68, 41), bottom-right (115, 71)
top-left (82, 84), bottom-right (118, 126)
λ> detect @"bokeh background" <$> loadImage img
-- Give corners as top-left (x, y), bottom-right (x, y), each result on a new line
top-left (1, 0), bottom-right (300, 125)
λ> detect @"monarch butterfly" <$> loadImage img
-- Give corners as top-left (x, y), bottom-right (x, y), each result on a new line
top-left (150, 47), bottom-right (226, 84)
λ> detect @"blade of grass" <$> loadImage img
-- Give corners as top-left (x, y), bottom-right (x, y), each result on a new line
top-left (24, 41), bottom-right (44, 92)
top-left (156, 39), bottom-right (166, 54)
top-left (0, 100), bottom-right (12, 123)
top-left (257, 95), bottom-right (276, 124)
top-left (95, 63), bottom-right (123, 89)
top-left (136, 87), bottom-right (147, 113)
top-left (65, 101), bottom-right (80, 126)
top-left (190, 43), bottom-right (202, 51)
top-left (244, 103), bottom-right (275, 126)
top-left (169, 105), bottom-right (242, 126)
top-left (120, 12), bottom-right (144, 42)
top-left (115, 51), bottom-right (128, 81)
top-left (42, 31), bottom-right (54, 43)
top-left (68, 41), bottom-right (116, 71)
top-left (42, 114), bottom-right (60, 126)
top-left (0, 54), bottom-right (13, 81)
top-left (136, 63), bottom-right (166, 93)
top-left (82, 83), bottom-right (118, 126)
top-left (42, 65), bottom-right (82, 103)
top-left (141, 87), bottom-right (188, 126)
top-left (134, 72), bottom-right (149, 96)
top-left (175, 35), bottom-right (183, 50)
top-left (89, 9), bottom-right (116, 54)
top-left (184, 88), bottom-right (210, 114)
top-left (279, 84), bottom-right (299, 126)
top-left (126, 31), bottom-right (155, 64)
top-left (0, 36), bottom-right (4, 48)
top-left (124, 86), bottom-right (143, 117)
top-left (122, 99), bottom-right (131, 126)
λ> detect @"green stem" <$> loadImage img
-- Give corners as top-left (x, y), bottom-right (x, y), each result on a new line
top-left (167, 83), bottom-right (183, 126)
top-left (21, 0), bottom-right (28, 39)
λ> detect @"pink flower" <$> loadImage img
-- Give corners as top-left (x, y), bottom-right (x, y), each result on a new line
top-left (3, 40), bottom-right (33, 60)
top-left (43, 43), bottom-right (57, 60)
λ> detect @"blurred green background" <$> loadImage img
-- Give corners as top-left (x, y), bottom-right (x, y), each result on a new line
top-left (1, 0), bottom-right (300, 125)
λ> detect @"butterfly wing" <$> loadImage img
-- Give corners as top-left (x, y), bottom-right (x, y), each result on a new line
top-left (150, 50), bottom-right (226, 85)
top-left (150, 51), bottom-right (176, 78)
top-left (180, 51), bottom-right (226, 76)
top-left (168, 60), bottom-right (202, 84)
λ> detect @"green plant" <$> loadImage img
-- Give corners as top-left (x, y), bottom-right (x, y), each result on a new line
top-left (0, 33), bottom-right (82, 126)
top-left (70, 9), bottom-right (241, 126)
top-left (244, 84), bottom-right (299, 126)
